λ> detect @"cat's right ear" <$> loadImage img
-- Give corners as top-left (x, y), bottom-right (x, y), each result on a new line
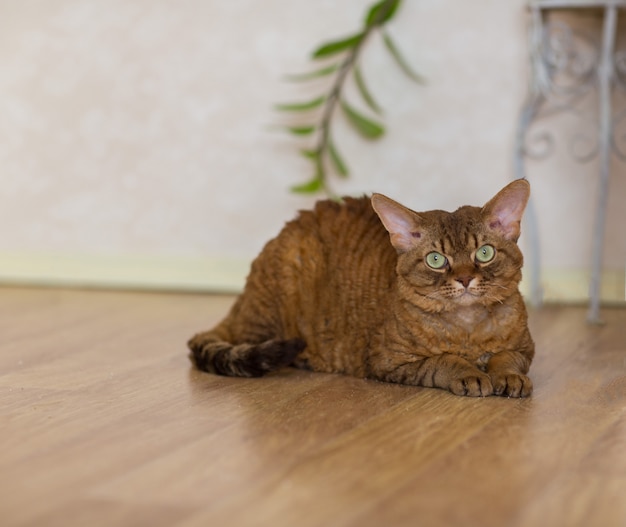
top-left (371, 194), bottom-right (424, 253)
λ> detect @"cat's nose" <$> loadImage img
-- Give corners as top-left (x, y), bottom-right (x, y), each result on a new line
top-left (455, 276), bottom-right (474, 288)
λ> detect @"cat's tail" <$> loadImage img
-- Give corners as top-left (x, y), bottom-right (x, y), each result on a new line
top-left (187, 332), bottom-right (306, 378)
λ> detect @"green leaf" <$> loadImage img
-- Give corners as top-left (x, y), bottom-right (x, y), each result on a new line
top-left (285, 64), bottom-right (340, 81)
top-left (365, 0), bottom-right (401, 27)
top-left (354, 65), bottom-right (381, 114)
top-left (291, 176), bottom-right (323, 194)
top-left (300, 149), bottom-right (319, 160)
top-left (340, 100), bottom-right (385, 139)
top-left (328, 140), bottom-right (349, 177)
top-left (382, 31), bottom-right (425, 83)
top-left (285, 126), bottom-right (316, 136)
top-left (275, 96), bottom-right (326, 112)
top-left (312, 33), bottom-right (363, 59)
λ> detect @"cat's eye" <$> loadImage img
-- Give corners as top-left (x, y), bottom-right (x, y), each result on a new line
top-left (475, 244), bottom-right (495, 263)
top-left (425, 252), bottom-right (447, 269)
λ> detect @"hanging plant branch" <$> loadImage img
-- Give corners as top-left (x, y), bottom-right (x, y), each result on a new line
top-left (275, 0), bottom-right (423, 196)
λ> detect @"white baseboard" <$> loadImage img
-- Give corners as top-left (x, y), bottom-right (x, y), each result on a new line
top-left (520, 268), bottom-right (625, 305)
top-left (0, 252), bottom-right (249, 293)
top-left (0, 251), bottom-right (624, 304)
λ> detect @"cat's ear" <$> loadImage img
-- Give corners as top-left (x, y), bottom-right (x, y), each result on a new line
top-left (482, 179), bottom-right (530, 242)
top-left (371, 193), bottom-right (424, 253)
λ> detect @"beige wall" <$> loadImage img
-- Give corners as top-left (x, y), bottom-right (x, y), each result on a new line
top-left (0, 0), bottom-right (624, 302)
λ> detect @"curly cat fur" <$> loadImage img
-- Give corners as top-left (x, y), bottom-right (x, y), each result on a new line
top-left (189, 180), bottom-right (535, 397)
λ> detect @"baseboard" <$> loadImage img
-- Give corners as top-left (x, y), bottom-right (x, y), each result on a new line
top-left (520, 268), bottom-right (625, 304)
top-left (0, 251), bottom-right (624, 304)
top-left (0, 252), bottom-right (249, 293)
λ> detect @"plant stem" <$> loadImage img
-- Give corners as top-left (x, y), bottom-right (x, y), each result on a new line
top-left (315, 0), bottom-right (398, 196)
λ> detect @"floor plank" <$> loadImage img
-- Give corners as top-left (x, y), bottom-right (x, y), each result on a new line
top-left (1, 287), bottom-right (624, 527)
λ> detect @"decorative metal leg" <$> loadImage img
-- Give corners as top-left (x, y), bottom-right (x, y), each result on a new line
top-left (517, 2), bottom-right (624, 322)
top-left (515, 6), bottom-right (548, 308)
top-left (587, 6), bottom-right (617, 324)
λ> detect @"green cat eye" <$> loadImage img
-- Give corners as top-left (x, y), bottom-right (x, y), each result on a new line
top-left (425, 251), bottom-right (447, 269)
top-left (475, 244), bottom-right (495, 263)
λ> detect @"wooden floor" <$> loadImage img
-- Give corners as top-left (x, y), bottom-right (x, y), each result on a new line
top-left (1, 287), bottom-right (625, 527)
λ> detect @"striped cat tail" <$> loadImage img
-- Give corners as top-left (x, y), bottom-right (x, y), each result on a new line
top-left (187, 334), bottom-right (306, 378)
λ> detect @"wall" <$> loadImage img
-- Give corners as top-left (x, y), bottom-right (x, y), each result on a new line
top-left (0, 0), bottom-right (624, 302)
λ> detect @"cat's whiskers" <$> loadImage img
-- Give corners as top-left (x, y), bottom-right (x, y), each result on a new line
top-left (483, 294), bottom-right (504, 305)
top-left (423, 290), bottom-right (443, 301)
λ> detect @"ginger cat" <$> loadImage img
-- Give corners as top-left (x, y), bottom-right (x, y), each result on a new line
top-left (188, 179), bottom-right (534, 397)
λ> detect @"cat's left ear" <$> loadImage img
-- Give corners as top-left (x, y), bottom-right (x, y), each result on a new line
top-left (482, 179), bottom-right (530, 242)
top-left (371, 193), bottom-right (424, 253)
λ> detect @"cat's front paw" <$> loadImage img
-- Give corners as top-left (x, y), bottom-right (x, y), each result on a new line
top-left (449, 373), bottom-right (493, 397)
top-left (490, 372), bottom-right (533, 398)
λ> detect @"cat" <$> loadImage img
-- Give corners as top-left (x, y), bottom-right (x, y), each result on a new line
top-left (188, 179), bottom-right (535, 398)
